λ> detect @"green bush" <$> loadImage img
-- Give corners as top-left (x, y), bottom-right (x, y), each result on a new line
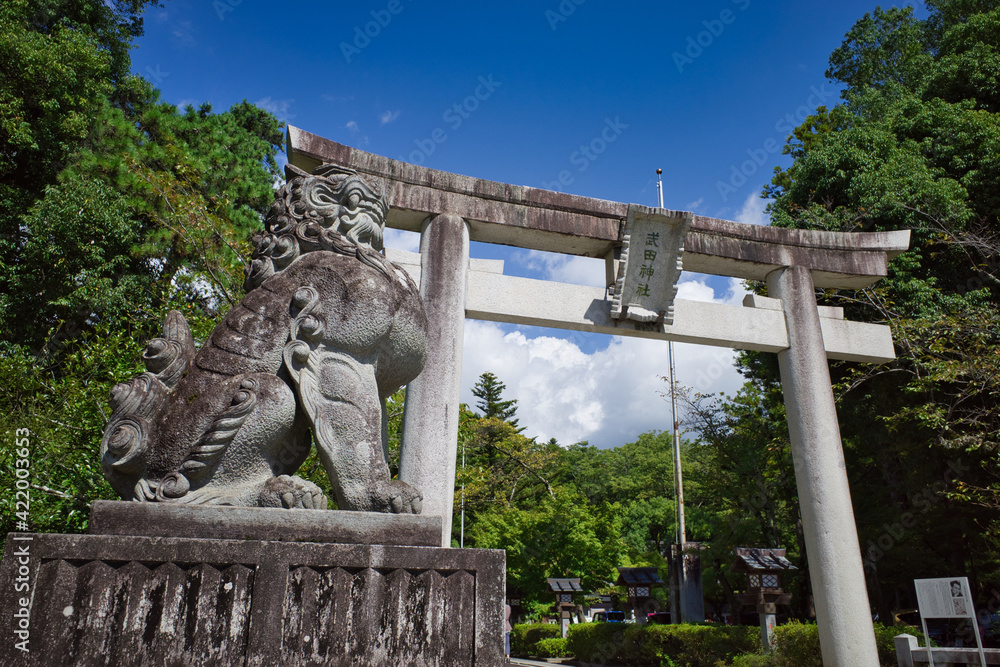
top-left (627, 624), bottom-right (759, 667)
top-left (567, 622), bottom-right (627, 663)
top-left (566, 620), bottom-right (916, 666)
top-left (720, 621), bottom-right (923, 667)
top-left (768, 622), bottom-right (822, 667)
top-left (568, 622), bottom-right (757, 666)
top-left (727, 655), bottom-right (773, 667)
top-left (511, 622), bottom-right (561, 657)
top-left (536, 637), bottom-right (571, 658)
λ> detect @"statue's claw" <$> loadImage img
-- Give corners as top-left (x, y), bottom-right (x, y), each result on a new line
top-left (262, 474), bottom-right (328, 510)
top-left (376, 480), bottom-right (422, 514)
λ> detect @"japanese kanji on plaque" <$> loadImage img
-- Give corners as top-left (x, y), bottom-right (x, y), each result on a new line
top-left (610, 205), bottom-right (692, 324)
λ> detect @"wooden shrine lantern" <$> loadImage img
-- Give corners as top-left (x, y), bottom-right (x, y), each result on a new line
top-left (547, 578), bottom-right (582, 638)
top-left (616, 567), bottom-right (665, 623)
top-left (732, 548), bottom-right (797, 649)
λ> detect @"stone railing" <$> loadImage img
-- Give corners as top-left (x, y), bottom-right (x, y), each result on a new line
top-left (895, 633), bottom-right (1000, 666)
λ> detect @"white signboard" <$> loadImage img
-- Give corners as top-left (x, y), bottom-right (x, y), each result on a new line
top-left (916, 577), bottom-right (973, 619)
top-left (914, 577), bottom-right (986, 667)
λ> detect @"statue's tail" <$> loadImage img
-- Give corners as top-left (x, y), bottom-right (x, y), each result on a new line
top-left (100, 311), bottom-right (195, 500)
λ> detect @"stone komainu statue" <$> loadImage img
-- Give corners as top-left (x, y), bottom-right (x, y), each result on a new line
top-left (100, 164), bottom-right (428, 513)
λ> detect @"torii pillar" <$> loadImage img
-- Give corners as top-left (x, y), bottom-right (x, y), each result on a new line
top-left (288, 126), bottom-right (908, 667)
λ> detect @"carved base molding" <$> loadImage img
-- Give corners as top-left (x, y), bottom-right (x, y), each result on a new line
top-left (0, 532), bottom-right (505, 666)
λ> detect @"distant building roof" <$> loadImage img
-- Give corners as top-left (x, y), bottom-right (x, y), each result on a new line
top-left (732, 548), bottom-right (797, 573)
top-left (547, 578), bottom-right (582, 593)
top-left (616, 567), bottom-right (664, 586)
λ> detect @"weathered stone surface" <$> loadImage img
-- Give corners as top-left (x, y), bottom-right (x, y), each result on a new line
top-left (288, 125), bottom-right (910, 288)
top-left (0, 532), bottom-right (505, 666)
top-left (99, 163), bottom-right (429, 515)
top-left (609, 205), bottom-right (692, 324)
top-left (768, 265), bottom-right (880, 666)
top-left (89, 500), bottom-right (442, 546)
top-left (399, 214), bottom-right (470, 547)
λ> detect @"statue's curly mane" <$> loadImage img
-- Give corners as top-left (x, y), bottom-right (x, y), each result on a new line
top-left (244, 164), bottom-right (394, 291)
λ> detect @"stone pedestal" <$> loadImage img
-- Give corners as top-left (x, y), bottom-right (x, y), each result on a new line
top-left (0, 506), bottom-right (505, 666)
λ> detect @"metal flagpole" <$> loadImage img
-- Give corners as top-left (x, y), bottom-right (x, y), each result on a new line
top-left (460, 437), bottom-right (465, 548)
top-left (658, 168), bottom-right (688, 623)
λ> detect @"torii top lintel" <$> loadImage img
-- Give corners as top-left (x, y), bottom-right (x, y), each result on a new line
top-left (288, 126), bottom-right (910, 290)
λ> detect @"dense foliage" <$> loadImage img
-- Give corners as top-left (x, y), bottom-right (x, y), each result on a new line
top-left (565, 621), bottom-right (760, 667)
top-left (0, 0), bottom-right (285, 539)
top-left (760, 0), bottom-right (1000, 619)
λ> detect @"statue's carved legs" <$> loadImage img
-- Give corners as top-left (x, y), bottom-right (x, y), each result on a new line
top-left (285, 345), bottom-right (422, 513)
top-left (148, 372), bottom-right (324, 509)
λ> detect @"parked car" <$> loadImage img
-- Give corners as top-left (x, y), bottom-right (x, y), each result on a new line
top-left (593, 611), bottom-right (626, 623)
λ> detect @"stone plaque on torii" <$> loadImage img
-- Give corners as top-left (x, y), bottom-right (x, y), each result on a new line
top-left (288, 126), bottom-right (908, 667)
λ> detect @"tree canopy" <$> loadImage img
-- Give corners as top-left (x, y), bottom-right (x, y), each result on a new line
top-left (762, 0), bottom-right (1000, 618)
top-left (0, 0), bottom-right (285, 537)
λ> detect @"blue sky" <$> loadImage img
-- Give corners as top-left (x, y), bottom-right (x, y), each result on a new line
top-left (130, 0), bottom-right (921, 448)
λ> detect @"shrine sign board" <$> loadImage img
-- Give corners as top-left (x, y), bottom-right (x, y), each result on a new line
top-left (914, 577), bottom-right (987, 667)
top-left (610, 206), bottom-right (691, 325)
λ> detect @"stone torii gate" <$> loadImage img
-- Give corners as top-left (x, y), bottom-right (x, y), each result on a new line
top-left (288, 126), bottom-right (909, 667)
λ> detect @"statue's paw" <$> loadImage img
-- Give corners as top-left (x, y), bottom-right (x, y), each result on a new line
top-left (261, 474), bottom-right (328, 510)
top-left (373, 480), bottom-right (422, 514)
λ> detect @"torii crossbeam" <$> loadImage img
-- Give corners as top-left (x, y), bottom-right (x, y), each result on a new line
top-left (288, 126), bottom-right (908, 667)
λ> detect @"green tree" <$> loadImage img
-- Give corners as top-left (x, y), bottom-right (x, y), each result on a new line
top-left (468, 490), bottom-right (626, 608)
top-left (0, 0), bottom-right (286, 541)
top-left (471, 371), bottom-right (521, 426)
top-left (760, 0), bottom-right (1000, 617)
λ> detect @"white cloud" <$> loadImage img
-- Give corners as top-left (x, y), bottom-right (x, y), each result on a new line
top-left (171, 21), bottom-right (195, 48)
top-left (684, 197), bottom-right (704, 211)
top-left (254, 97), bottom-right (296, 123)
top-left (735, 192), bottom-right (771, 226)
top-left (516, 250), bottom-right (606, 287)
top-left (384, 228), bottom-right (420, 253)
top-left (458, 275), bottom-right (750, 448)
top-left (379, 109), bottom-right (401, 125)
top-left (343, 120), bottom-right (369, 146)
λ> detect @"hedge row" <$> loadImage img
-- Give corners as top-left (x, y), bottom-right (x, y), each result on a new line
top-left (566, 622), bottom-right (758, 666)
top-left (561, 620), bottom-right (920, 666)
top-left (510, 622), bottom-right (561, 657)
top-left (729, 621), bottom-right (926, 667)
